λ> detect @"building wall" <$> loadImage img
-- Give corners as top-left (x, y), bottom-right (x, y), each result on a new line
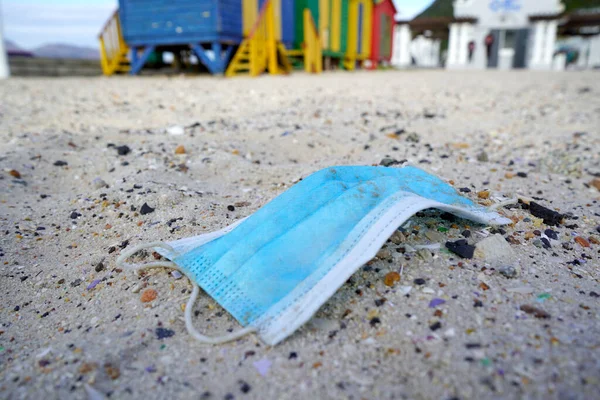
top-left (447, 0), bottom-right (564, 70)
top-left (410, 35), bottom-right (441, 67)
top-left (590, 35), bottom-right (600, 68)
top-left (391, 24), bottom-right (411, 67)
top-left (453, 0), bottom-right (564, 28)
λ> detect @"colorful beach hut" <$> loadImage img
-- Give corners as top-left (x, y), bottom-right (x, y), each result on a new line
top-left (346, 0), bottom-right (372, 69)
top-left (99, 0), bottom-right (298, 76)
top-left (292, 0), bottom-right (349, 64)
top-left (291, 0), bottom-right (371, 70)
top-left (370, 0), bottom-right (396, 67)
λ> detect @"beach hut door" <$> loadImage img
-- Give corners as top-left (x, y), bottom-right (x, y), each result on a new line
top-left (380, 13), bottom-right (391, 59)
top-left (357, 3), bottom-right (363, 54)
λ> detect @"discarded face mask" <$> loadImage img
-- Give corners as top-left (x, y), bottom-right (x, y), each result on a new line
top-left (118, 166), bottom-right (512, 345)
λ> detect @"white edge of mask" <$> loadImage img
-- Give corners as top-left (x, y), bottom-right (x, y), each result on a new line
top-left (254, 195), bottom-right (511, 345)
top-left (155, 217), bottom-right (248, 260)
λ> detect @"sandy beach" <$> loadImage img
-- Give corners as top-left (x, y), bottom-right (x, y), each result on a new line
top-left (1, 70), bottom-right (599, 399)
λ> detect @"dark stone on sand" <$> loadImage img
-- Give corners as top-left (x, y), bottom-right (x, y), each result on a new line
top-left (445, 239), bottom-right (475, 259)
top-left (140, 203), bottom-right (155, 215)
top-left (529, 202), bottom-right (563, 226)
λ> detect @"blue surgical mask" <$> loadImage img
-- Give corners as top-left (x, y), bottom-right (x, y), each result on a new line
top-left (118, 166), bottom-right (512, 345)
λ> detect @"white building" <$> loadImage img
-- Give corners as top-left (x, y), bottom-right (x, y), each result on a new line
top-left (448, 0), bottom-right (564, 69)
top-left (392, 0), bottom-right (600, 70)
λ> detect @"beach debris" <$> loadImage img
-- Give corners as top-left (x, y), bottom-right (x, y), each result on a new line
top-left (396, 286), bottom-right (411, 296)
top-left (474, 234), bottom-right (518, 276)
top-left (253, 358), bottom-right (272, 376)
top-left (477, 151), bottom-right (489, 162)
top-left (104, 362), bottom-right (120, 379)
top-left (520, 304), bottom-right (551, 319)
top-left (375, 298), bottom-right (386, 307)
top-left (429, 321), bottom-right (442, 331)
top-left (528, 202), bottom-right (563, 226)
top-left (84, 384), bottom-right (106, 400)
top-left (507, 286), bottom-right (534, 294)
top-left (309, 318), bottom-right (337, 332)
top-left (536, 293), bottom-right (551, 302)
top-left (8, 169), bottom-right (21, 178)
top-left (429, 298), bottom-right (446, 308)
top-left (405, 132), bottom-right (420, 143)
top-left (498, 266), bottom-right (519, 279)
top-left (477, 190), bottom-right (490, 199)
top-left (92, 177), bottom-right (108, 189)
top-left (424, 230), bottom-right (444, 242)
top-left (383, 271), bottom-right (400, 287)
top-left (140, 203), bottom-right (155, 215)
top-left (590, 178), bottom-right (600, 191)
top-left (445, 240), bottom-right (475, 258)
top-left (239, 380), bottom-right (252, 393)
top-left (574, 237), bottom-right (590, 248)
top-left (141, 288), bottom-right (158, 302)
top-left (171, 270), bottom-right (182, 279)
top-left (451, 142), bottom-right (470, 150)
top-left (413, 278), bottom-right (426, 285)
top-left (175, 145), bottom-right (186, 154)
top-left (53, 160), bottom-right (68, 166)
top-left (376, 248), bottom-right (391, 259)
top-left (156, 327), bottom-right (175, 339)
top-left (79, 362), bottom-right (98, 374)
top-left (115, 145), bottom-right (131, 155)
top-left (95, 261), bottom-right (105, 272)
top-left (167, 125), bottom-right (184, 135)
top-left (379, 158), bottom-right (401, 167)
top-left (416, 248), bottom-right (433, 261)
top-left (87, 279), bottom-right (101, 290)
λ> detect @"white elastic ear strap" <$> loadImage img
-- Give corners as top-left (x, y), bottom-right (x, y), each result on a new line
top-left (116, 241), bottom-right (255, 344)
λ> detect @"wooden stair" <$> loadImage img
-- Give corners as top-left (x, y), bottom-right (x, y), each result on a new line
top-left (98, 10), bottom-right (130, 75)
top-left (226, 0), bottom-right (292, 77)
top-left (286, 49), bottom-right (305, 70)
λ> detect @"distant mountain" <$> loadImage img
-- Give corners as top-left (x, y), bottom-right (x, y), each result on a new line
top-left (4, 39), bottom-right (34, 57)
top-left (5, 39), bottom-right (24, 52)
top-left (32, 44), bottom-right (99, 60)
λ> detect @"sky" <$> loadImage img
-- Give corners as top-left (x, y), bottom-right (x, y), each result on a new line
top-left (1, 0), bottom-right (433, 49)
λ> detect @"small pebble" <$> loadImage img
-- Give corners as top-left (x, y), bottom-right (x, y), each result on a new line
top-left (175, 145), bottom-right (186, 154)
top-left (141, 288), bottom-right (158, 302)
top-left (384, 272), bottom-right (400, 287)
top-left (140, 203), bottom-right (155, 215)
top-left (520, 304), bottom-right (551, 319)
top-left (156, 327), bottom-right (175, 339)
top-left (116, 145), bottom-right (131, 155)
top-left (574, 237), bottom-right (590, 248)
top-left (445, 240), bottom-right (475, 259)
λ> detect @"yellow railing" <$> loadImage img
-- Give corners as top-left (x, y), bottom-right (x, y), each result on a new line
top-left (98, 10), bottom-right (129, 75)
top-left (303, 9), bottom-right (322, 73)
top-left (250, 0), bottom-right (277, 75)
top-left (226, 0), bottom-right (292, 77)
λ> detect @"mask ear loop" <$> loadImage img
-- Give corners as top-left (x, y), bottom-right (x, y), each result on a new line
top-left (116, 242), bottom-right (256, 344)
top-left (488, 198), bottom-right (519, 211)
